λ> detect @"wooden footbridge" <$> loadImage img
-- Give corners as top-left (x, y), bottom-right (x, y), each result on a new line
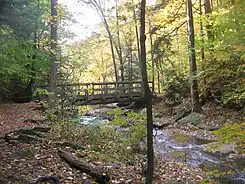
top-left (38, 81), bottom-right (154, 105)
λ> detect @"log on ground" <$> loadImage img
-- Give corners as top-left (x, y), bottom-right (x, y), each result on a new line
top-left (58, 150), bottom-right (110, 184)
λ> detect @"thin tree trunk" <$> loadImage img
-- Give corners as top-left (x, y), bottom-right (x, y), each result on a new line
top-left (199, 0), bottom-right (205, 65)
top-left (149, 20), bottom-right (155, 93)
top-left (90, 0), bottom-right (118, 82)
top-left (204, 0), bottom-right (214, 41)
top-left (49, 0), bottom-right (58, 104)
top-left (104, 18), bottom-right (118, 82)
top-left (186, 0), bottom-right (202, 113)
top-left (133, 5), bottom-right (141, 64)
top-left (140, 0), bottom-right (154, 183)
top-left (157, 70), bottom-right (160, 94)
top-left (115, 1), bottom-right (124, 81)
top-left (199, 0), bottom-right (206, 85)
top-left (128, 28), bottom-right (133, 81)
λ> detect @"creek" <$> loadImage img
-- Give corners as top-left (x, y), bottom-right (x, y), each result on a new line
top-left (78, 113), bottom-right (245, 183)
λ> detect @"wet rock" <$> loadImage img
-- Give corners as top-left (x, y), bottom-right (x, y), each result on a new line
top-left (219, 172), bottom-right (245, 184)
top-left (215, 143), bottom-right (237, 155)
top-left (169, 133), bottom-right (190, 144)
top-left (153, 117), bottom-right (172, 129)
top-left (105, 103), bottom-right (118, 108)
top-left (228, 177), bottom-right (245, 184)
top-left (178, 112), bottom-right (204, 125)
top-left (204, 142), bottom-right (237, 155)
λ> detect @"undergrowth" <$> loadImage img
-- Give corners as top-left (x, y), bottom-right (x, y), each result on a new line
top-left (51, 109), bottom-right (147, 164)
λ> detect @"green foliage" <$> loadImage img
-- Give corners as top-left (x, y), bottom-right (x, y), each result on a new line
top-left (52, 110), bottom-right (147, 163)
top-left (212, 122), bottom-right (245, 153)
top-left (109, 108), bottom-right (147, 145)
top-left (222, 84), bottom-right (245, 106)
top-left (196, 1), bottom-right (245, 107)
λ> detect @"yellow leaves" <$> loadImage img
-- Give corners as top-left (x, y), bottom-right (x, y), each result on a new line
top-left (46, 15), bottom-right (58, 25)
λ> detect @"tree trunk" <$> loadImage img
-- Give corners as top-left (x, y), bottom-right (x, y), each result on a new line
top-left (149, 20), bottom-right (155, 93)
top-left (115, 1), bottom-right (124, 82)
top-left (157, 70), bottom-right (160, 94)
top-left (105, 19), bottom-right (119, 82)
top-left (186, 0), bottom-right (202, 113)
top-left (140, 0), bottom-right (154, 183)
top-left (92, 0), bottom-right (118, 82)
top-left (49, 0), bottom-right (58, 104)
top-left (133, 5), bottom-right (141, 66)
top-left (204, 0), bottom-right (214, 41)
top-left (199, 0), bottom-right (206, 86)
top-left (199, 0), bottom-right (205, 63)
top-left (128, 28), bottom-right (133, 81)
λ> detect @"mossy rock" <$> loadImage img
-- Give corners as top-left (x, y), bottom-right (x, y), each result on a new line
top-left (170, 133), bottom-right (190, 143)
top-left (169, 151), bottom-right (189, 160)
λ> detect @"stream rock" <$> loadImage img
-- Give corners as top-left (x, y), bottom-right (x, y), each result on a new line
top-left (178, 112), bottom-right (204, 125)
top-left (203, 142), bottom-right (237, 155)
top-left (172, 100), bottom-right (192, 121)
top-left (198, 116), bottom-right (226, 131)
top-left (153, 117), bottom-right (172, 129)
top-left (214, 143), bottom-right (237, 155)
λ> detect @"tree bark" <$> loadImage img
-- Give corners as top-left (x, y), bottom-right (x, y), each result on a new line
top-left (90, 0), bottom-right (118, 82)
top-left (186, 0), bottom-right (202, 113)
top-left (128, 27), bottom-right (133, 81)
top-left (49, 0), bottom-right (58, 104)
top-left (199, 0), bottom-right (205, 63)
top-left (204, 0), bottom-right (214, 41)
top-left (199, 0), bottom-right (206, 86)
top-left (140, 0), bottom-right (154, 183)
top-left (157, 70), bottom-right (160, 94)
top-left (133, 4), bottom-right (141, 65)
top-left (115, 1), bottom-right (124, 82)
top-left (149, 20), bottom-right (155, 93)
top-left (58, 150), bottom-right (110, 184)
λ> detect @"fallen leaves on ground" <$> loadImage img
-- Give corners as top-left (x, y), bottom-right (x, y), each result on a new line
top-left (0, 102), bottom-right (43, 138)
top-left (0, 102), bottom-right (205, 184)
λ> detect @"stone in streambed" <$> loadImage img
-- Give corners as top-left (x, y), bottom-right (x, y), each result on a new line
top-left (203, 142), bottom-right (237, 155)
top-left (178, 112), bottom-right (204, 125)
top-left (172, 100), bottom-right (192, 121)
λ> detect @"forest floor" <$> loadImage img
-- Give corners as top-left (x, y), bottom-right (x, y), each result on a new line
top-left (0, 101), bottom-right (243, 184)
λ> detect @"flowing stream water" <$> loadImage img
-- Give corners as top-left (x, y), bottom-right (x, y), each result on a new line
top-left (78, 114), bottom-right (245, 183)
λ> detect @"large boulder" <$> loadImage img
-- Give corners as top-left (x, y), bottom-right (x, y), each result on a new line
top-left (172, 99), bottom-right (192, 121)
top-left (178, 112), bottom-right (204, 125)
top-left (198, 116), bottom-right (226, 131)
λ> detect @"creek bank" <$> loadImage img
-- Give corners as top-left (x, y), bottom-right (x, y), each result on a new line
top-left (79, 100), bottom-right (245, 183)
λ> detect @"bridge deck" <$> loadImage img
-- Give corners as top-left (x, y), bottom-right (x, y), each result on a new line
top-left (38, 81), bottom-right (153, 105)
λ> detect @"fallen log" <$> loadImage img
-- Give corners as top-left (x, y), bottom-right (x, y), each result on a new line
top-left (3, 126), bottom-right (50, 143)
top-left (58, 150), bottom-right (110, 184)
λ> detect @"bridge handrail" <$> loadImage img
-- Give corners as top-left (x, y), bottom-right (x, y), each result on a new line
top-left (37, 81), bottom-right (153, 87)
